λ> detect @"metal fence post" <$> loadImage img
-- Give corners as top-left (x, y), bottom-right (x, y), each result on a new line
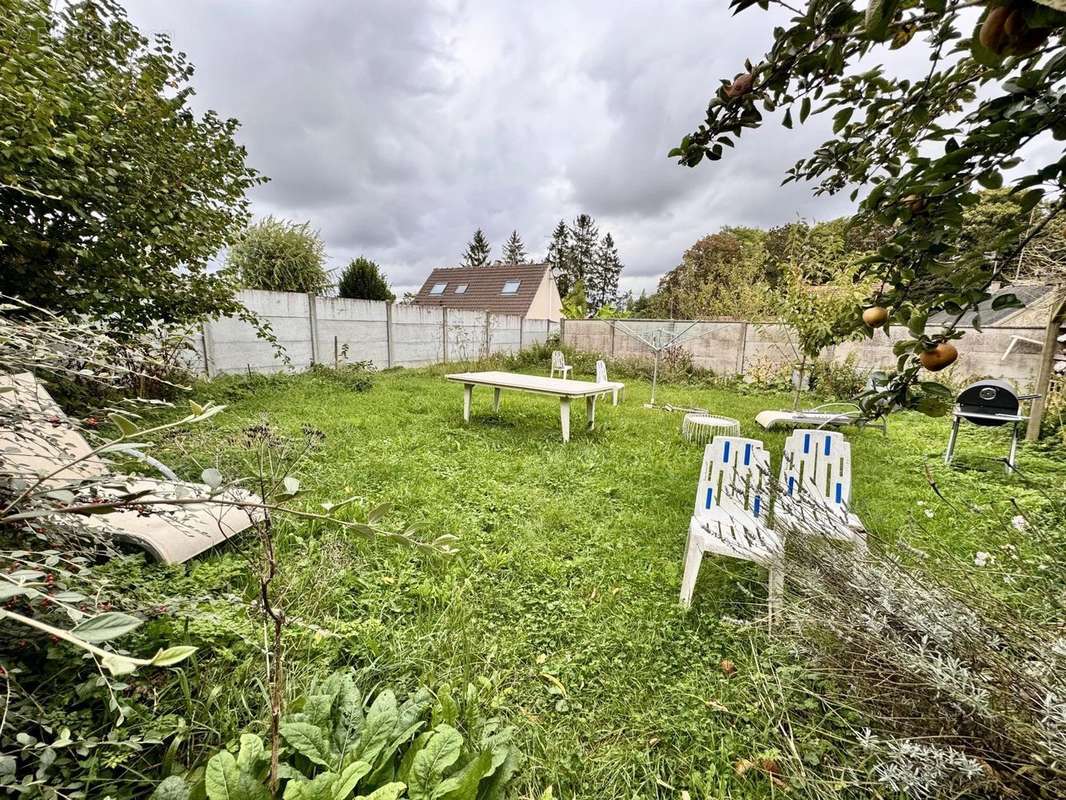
top-left (609, 319), bottom-right (616, 357)
top-left (737, 321), bottom-right (749, 375)
top-left (484, 311), bottom-right (491, 358)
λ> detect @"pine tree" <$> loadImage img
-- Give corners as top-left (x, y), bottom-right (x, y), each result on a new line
top-left (567, 213), bottom-right (599, 296)
top-left (502, 230), bottom-right (527, 264)
top-left (586, 231), bottom-right (622, 312)
top-left (545, 220), bottom-right (571, 294)
top-left (461, 229), bottom-right (491, 267)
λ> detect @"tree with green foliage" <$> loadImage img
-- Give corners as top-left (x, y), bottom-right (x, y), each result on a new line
top-left (0, 0), bottom-right (264, 334)
top-left (546, 219), bottom-right (572, 294)
top-left (561, 280), bottom-right (588, 319)
top-left (502, 230), bottom-right (528, 263)
top-left (461, 228), bottom-right (492, 267)
top-left (587, 232), bottom-right (624, 312)
top-left (671, 0), bottom-right (1066, 415)
top-left (566, 214), bottom-right (600, 300)
top-left (337, 257), bottom-right (394, 301)
top-left (227, 217), bottom-right (329, 294)
top-left (654, 227), bottom-right (774, 319)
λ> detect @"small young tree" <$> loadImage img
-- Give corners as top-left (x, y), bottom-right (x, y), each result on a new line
top-left (227, 217), bottom-right (330, 294)
top-left (461, 229), bottom-right (492, 267)
top-left (587, 232), bottom-right (623, 312)
top-left (337, 257), bottom-right (395, 301)
top-left (561, 280), bottom-right (588, 319)
top-left (502, 230), bottom-right (528, 263)
top-left (546, 219), bottom-right (572, 294)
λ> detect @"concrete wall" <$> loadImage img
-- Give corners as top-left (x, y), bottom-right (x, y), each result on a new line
top-left (562, 317), bottom-right (1047, 389)
top-left (194, 289), bottom-right (559, 376)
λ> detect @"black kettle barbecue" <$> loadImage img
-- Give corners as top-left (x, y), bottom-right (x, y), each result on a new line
top-left (944, 379), bottom-right (1040, 472)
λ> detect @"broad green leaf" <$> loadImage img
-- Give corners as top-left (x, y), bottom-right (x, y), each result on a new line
top-left (205, 751), bottom-right (240, 800)
top-left (475, 748), bottom-right (522, 800)
top-left (109, 412), bottom-right (139, 436)
top-left (408, 725), bottom-right (463, 800)
top-left (151, 646), bottom-right (198, 667)
top-left (283, 772), bottom-right (338, 800)
top-left (73, 611), bottom-right (143, 642)
top-left (332, 760), bottom-right (371, 799)
top-left (357, 783), bottom-right (406, 800)
top-left (150, 776), bottom-right (190, 800)
top-left (353, 690), bottom-right (398, 767)
top-left (237, 734), bottom-right (265, 772)
top-left (281, 722), bottom-right (335, 768)
top-left (432, 750), bottom-right (492, 800)
top-left (101, 654), bottom-right (140, 676)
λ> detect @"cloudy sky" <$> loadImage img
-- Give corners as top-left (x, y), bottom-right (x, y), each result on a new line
top-left (124, 0), bottom-right (865, 297)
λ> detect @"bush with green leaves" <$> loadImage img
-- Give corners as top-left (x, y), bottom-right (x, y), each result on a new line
top-left (338, 258), bottom-right (395, 302)
top-left (0, 0), bottom-right (263, 336)
top-left (228, 218), bottom-right (330, 295)
top-left (153, 671), bottom-right (521, 800)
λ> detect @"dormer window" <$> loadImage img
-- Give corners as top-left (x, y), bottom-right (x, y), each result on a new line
top-left (429, 283), bottom-right (447, 295)
top-left (501, 280), bottom-right (521, 295)
top-left (455, 284), bottom-right (468, 294)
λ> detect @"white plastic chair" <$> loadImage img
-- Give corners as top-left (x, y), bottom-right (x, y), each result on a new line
top-left (550, 350), bottom-right (572, 380)
top-left (680, 436), bottom-right (784, 616)
top-left (773, 429), bottom-right (866, 551)
top-left (594, 359), bottom-right (624, 405)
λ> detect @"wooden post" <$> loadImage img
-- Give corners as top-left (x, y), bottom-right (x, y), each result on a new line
top-left (307, 293), bottom-right (320, 366)
top-left (1027, 293), bottom-right (1066, 441)
top-left (385, 302), bottom-right (395, 368)
top-left (200, 323), bottom-right (213, 378)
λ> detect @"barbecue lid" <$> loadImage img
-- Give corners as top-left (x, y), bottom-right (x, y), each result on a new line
top-left (956, 379), bottom-right (1019, 426)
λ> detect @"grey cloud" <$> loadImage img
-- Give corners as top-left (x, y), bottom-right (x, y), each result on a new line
top-left (125, 0), bottom-right (886, 296)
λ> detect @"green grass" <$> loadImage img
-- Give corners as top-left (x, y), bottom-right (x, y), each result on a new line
top-left (130, 364), bottom-right (1066, 798)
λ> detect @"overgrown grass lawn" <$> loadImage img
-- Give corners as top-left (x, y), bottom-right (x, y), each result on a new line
top-left (144, 366), bottom-right (1066, 798)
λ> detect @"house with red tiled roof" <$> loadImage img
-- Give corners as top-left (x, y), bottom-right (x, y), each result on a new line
top-left (411, 263), bottom-right (563, 321)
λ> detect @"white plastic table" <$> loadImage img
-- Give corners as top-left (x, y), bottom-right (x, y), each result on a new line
top-left (445, 371), bottom-right (616, 442)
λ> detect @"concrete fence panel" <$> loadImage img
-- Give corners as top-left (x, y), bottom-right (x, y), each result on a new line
top-left (563, 317), bottom-right (1047, 389)
top-left (196, 289), bottom-right (555, 376)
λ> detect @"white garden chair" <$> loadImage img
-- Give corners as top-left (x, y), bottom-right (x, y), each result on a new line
top-left (594, 359), bottom-right (624, 405)
top-left (549, 350), bottom-right (572, 380)
top-left (680, 436), bottom-right (784, 617)
top-left (773, 429), bottom-right (866, 551)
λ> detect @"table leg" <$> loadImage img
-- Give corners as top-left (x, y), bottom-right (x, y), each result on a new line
top-left (493, 387), bottom-right (501, 413)
top-left (560, 397), bottom-right (571, 442)
top-left (463, 384), bottom-right (472, 423)
top-left (586, 394), bottom-right (596, 430)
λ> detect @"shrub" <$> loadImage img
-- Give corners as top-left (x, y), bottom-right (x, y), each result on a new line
top-left (766, 487), bottom-right (1066, 799)
top-left (153, 670), bottom-right (522, 799)
top-left (0, 0), bottom-right (263, 336)
top-left (228, 217), bottom-right (330, 294)
top-left (808, 353), bottom-right (867, 401)
top-left (338, 257), bottom-right (395, 302)
top-left (743, 356), bottom-right (792, 392)
top-left (308, 361), bottom-right (376, 392)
